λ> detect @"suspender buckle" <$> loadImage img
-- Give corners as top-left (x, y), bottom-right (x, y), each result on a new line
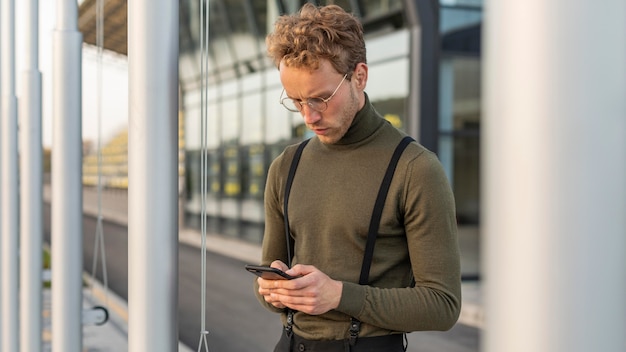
top-left (349, 318), bottom-right (361, 346)
top-left (285, 309), bottom-right (295, 337)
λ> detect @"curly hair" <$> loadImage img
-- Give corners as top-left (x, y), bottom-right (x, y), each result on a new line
top-left (266, 4), bottom-right (366, 78)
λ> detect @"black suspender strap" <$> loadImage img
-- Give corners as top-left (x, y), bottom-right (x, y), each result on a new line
top-left (283, 139), bottom-right (310, 337)
top-left (359, 136), bottom-right (414, 285)
top-left (284, 139), bottom-right (310, 268)
top-left (350, 136), bottom-right (414, 346)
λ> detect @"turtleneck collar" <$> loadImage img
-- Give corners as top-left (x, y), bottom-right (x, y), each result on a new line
top-left (333, 93), bottom-right (386, 146)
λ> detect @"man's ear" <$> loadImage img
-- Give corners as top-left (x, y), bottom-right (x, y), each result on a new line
top-left (353, 63), bottom-right (368, 89)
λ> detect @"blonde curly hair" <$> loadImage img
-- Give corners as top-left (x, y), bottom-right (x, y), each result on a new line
top-left (266, 3), bottom-right (366, 79)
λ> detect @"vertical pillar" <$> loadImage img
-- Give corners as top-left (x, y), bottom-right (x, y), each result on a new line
top-left (483, 1), bottom-right (626, 352)
top-left (0, 0), bottom-right (19, 351)
top-left (51, 0), bottom-right (83, 351)
top-left (438, 58), bottom-right (454, 181)
top-left (128, 0), bottom-right (179, 351)
top-left (19, 0), bottom-right (43, 351)
top-left (404, 0), bottom-right (440, 150)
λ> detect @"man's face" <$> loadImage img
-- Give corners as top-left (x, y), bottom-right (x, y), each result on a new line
top-left (279, 60), bottom-right (363, 144)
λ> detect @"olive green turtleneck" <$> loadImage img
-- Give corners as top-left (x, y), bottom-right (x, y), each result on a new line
top-left (256, 94), bottom-right (461, 340)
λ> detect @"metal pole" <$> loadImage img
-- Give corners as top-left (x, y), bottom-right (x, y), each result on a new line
top-left (403, 0), bottom-right (439, 149)
top-left (1, 0), bottom-right (19, 351)
top-left (128, 0), bottom-right (179, 351)
top-left (403, 0), bottom-right (421, 140)
top-left (483, 1), bottom-right (626, 351)
top-left (415, 0), bottom-right (439, 152)
top-left (19, 0), bottom-right (43, 351)
top-left (51, 0), bottom-right (83, 351)
top-left (0, 0), bottom-right (1, 341)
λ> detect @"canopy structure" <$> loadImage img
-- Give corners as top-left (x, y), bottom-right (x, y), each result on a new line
top-left (78, 0), bottom-right (128, 55)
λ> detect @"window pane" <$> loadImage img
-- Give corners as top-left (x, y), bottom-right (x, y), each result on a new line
top-left (221, 98), bottom-right (239, 143)
top-left (368, 58), bottom-right (409, 131)
top-left (242, 92), bottom-right (263, 144)
top-left (439, 56), bottom-right (481, 225)
top-left (265, 86), bottom-right (292, 144)
top-left (362, 0), bottom-right (403, 17)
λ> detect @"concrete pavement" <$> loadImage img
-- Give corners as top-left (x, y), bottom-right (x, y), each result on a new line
top-left (41, 270), bottom-right (194, 352)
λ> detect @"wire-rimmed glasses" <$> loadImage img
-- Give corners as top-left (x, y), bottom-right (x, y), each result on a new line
top-left (280, 74), bottom-right (348, 113)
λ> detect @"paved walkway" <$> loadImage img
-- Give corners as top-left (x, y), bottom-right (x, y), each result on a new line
top-left (41, 272), bottom-right (193, 352)
top-left (43, 186), bottom-right (193, 351)
top-left (42, 185), bottom-right (483, 350)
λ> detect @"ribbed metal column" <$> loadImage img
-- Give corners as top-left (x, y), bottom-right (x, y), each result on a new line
top-left (51, 0), bottom-right (83, 351)
top-left (128, 0), bottom-right (179, 351)
top-left (19, 0), bottom-right (43, 351)
top-left (483, 1), bottom-right (626, 351)
top-left (0, 0), bottom-right (19, 350)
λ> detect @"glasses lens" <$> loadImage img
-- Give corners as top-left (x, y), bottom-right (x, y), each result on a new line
top-left (281, 98), bottom-right (301, 112)
top-left (307, 98), bottom-right (327, 112)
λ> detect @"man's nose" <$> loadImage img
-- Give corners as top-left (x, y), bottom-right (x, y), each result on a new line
top-left (301, 105), bottom-right (321, 125)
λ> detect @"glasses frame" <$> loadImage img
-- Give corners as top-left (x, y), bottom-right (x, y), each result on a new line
top-left (280, 74), bottom-right (348, 113)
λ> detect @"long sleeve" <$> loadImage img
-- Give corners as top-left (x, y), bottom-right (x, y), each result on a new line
top-left (253, 146), bottom-right (295, 314)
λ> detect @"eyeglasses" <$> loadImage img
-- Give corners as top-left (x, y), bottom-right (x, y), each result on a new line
top-left (280, 74), bottom-right (348, 113)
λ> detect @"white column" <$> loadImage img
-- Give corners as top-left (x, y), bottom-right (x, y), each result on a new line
top-left (1, 0), bottom-right (19, 351)
top-left (19, 0), bottom-right (43, 351)
top-left (483, 1), bottom-right (626, 352)
top-left (51, 0), bottom-right (83, 351)
top-left (128, 0), bottom-right (179, 351)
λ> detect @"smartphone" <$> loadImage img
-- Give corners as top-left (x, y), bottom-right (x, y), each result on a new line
top-left (245, 265), bottom-right (299, 280)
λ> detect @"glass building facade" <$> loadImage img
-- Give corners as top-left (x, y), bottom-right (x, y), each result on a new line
top-left (179, 0), bottom-right (482, 245)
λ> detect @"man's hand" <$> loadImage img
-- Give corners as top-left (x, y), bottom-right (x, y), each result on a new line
top-left (257, 261), bottom-right (343, 315)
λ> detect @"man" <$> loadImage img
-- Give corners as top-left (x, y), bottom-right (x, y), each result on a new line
top-left (254, 4), bottom-right (461, 351)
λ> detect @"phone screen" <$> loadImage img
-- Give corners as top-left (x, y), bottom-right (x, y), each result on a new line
top-left (245, 265), bottom-right (298, 280)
